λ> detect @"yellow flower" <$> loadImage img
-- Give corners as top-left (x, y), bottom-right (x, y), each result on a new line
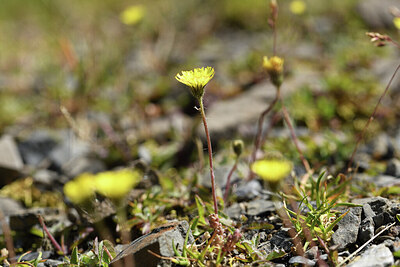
top-left (251, 159), bottom-right (292, 191)
top-left (394, 17), bottom-right (400, 30)
top-left (175, 67), bottom-right (215, 99)
top-left (120, 5), bottom-right (146, 25)
top-left (263, 56), bottom-right (284, 87)
top-left (64, 173), bottom-right (96, 204)
top-left (94, 169), bottom-right (141, 200)
top-left (290, 0), bottom-right (306, 15)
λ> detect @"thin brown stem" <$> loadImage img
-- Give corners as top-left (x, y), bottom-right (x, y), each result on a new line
top-left (223, 158), bottom-right (238, 203)
top-left (199, 98), bottom-right (218, 215)
top-left (249, 92), bottom-right (280, 180)
top-left (347, 61), bottom-right (400, 174)
top-left (280, 101), bottom-right (311, 174)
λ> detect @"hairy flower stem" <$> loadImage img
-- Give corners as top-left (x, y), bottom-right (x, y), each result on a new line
top-left (199, 98), bottom-right (218, 215)
top-left (223, 158), bottom-right (238, 203)
top-left (347, 61), bottom-right (400, 174)
top-left (248, 91), bottom-right (279, 180)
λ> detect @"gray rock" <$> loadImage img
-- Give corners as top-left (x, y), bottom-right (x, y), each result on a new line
top-left (362, 204), bottom-right (376, 219)
top-left (33, 169), bottom-right (67, 187)
top-left (332, 208), bottom-right (362, 250)
top-left (0, 135), bottom-right (24, 187)
top-left (359, 217), bottom-right (375, 244)
top-left (225, 199), bottom-right (276, 219)
top-left (373, 175), bottom-right (399, 187)
top-left (352, 153), bottom-right (371, 172)
top-left (234, 179), bottom-right (263, 201)
top-left (198, 165), bottom-right (231, 188)
top-left (347, 244), bottom-right (394, 267)
top-left (112, 221), bottom-right (193, 267)
top-left (37, 259), bottom-right (65, 267)
top-left (352, 197), bottom-right (390, 214)
top-left (357, 0), bottom-right (400, 29)
top-left (363, 134), bottom-right (394, 160)
top-left (289, 256), bottom-right (316, 266)
top-left (385, 158), bottom-right (400, 178)
top-left (18, 130), bottom-right (58, 166)
top-left (0, 197), bottom-right (24, 217)
top-left (62, 156), bottom-right (106, 178)
top-left (0, 135), bottom-right (23, 170)
top-left (246, 199), bottom-right (276, 216)
top-left (49, 130), bottom-right (91, 169)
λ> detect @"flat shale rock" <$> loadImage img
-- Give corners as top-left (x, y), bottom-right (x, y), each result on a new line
top-left (331, 207), bottom-right (362, 251)
top-left (347, 244), bottom-right (394, 267)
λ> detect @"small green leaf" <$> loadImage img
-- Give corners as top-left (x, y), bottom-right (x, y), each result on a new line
top-left (70, 247), bottom-right (79, 265)
top-left (266, 249), bottom-right (286, 261)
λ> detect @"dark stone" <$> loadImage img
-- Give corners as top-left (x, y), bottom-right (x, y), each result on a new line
top-left (373, 211), bottom-right (394, 228)
top-left (385, 158), bottom-right (400, 178)
top-left (18, 130), bottom-right (58, 166)
top-left (347, 244), bottom-right (394, 267)
top-left (270, 229), bottom-right (293, 253)
top-left (358, 217), bottom-right (375, 244)
top-left (352, 197), bottom-right (389, 215)
top-left (331, 208), bottom-right (362, 250)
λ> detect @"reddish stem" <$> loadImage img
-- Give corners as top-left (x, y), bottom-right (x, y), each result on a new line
top-left (280, 102), bottom-right (311, 174)
top-left (199, 98), bottom-right (218, 215)
top-left (249, 92), bottom-right (279, 180)
top-left (347, 61), bottom-right (400, 173)
top-left (223, 159), bottom-right (238, 203)
top-left (38, 215), bottom-right (66, 255)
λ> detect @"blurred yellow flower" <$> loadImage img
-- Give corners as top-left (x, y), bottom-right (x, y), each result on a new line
top-left (251, 159), bottom-right (292, 183)
top-left (394, 17), bottom-right (400, 30)
top-left (290, 0), bottom-right (306, 15)
top-left (263, 56), bottom-right (284, 87)
top-left (175, 67), bottom-right (215, 99)
top-left (95, 169), bottom-right (141, 199)
top-left (64, 173), bottom-right (96, 204)
top-left (120, 5), bottom-right (146, 25)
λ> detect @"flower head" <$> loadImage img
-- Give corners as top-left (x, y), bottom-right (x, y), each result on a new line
top-left (120, 5), bottom-right (146, 25)
top-left (290, 0), bottom-right (306, 15)
top-left (175, 67), bottom-right (215, 99)
top-left (64, 173), bottom-right (96, 204)
top-left (251, 159), bottom-right (292, 191)
top-left (95, 169), bottom-right (141, 200)
top-left (263, 56), bottom-right (284, 87)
